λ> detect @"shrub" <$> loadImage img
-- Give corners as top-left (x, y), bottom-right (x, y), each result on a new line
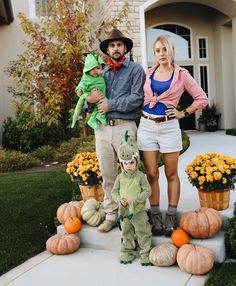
top-left (226, 128), bottom-right (236, 136)
top-left (31, 145), bottom-right (56, 161)
top-left (225, 202), bottom-right (236, 258)
top-left (2, 109), bottom-right (66, 152)
top-left (0, 147), bottom-right (39, 172)
top-left (54, 135), bottom-right (95, 163)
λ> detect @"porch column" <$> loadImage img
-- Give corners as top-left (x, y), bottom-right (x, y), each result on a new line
top-left (232, 17), bottom-right (236, 121)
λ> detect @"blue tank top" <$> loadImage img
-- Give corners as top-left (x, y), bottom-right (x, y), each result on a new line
top-left (143, 72), bottom-right (174, 115)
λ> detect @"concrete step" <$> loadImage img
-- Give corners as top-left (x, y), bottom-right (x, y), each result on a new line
top-left (57, 223), bottom-right (226, 263)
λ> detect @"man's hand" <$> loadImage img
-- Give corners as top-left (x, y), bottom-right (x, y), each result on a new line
top-left (87, 88), bottom-right (103, 104)
top-left (98, 98), bottom-right (108, 114)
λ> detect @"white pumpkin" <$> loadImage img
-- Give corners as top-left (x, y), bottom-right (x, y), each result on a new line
top-left (149, 243), bottom-right (178, 266)
top-left (81, 198), bottom-right (105, 226)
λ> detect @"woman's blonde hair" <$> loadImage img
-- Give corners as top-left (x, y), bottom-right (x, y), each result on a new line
top-left (153, 34), bottom-right (175, 67)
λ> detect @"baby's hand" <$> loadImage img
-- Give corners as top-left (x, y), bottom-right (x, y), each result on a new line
top-left (76, 90), bottom-right (82, 97)
top-left (126, 198), bottom-right (133, 205)
top-left (120, 199), bottom-right (127, 207)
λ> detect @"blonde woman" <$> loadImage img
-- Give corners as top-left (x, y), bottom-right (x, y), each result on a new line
top-left (137, 35), bottom-right (208, 236)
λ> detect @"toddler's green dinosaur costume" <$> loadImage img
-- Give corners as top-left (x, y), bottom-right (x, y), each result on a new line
top-left (111, 131), bottom-right (152, 266)
top-left (71, 52), bottom-right (107, 130)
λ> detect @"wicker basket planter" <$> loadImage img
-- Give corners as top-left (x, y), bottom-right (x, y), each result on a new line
top-left (79, 184), bottom-right (104, 202)
top-left (198, 188), bottom-right (230, 210)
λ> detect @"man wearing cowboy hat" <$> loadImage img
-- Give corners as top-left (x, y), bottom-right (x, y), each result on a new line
top-left (86, 28), bottom-right (145, 232)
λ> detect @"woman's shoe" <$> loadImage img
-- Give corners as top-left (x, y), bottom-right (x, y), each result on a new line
top-left (164, 213), bottom-right (177, 237)
top-left (148, 210), bottom-right (164, 236)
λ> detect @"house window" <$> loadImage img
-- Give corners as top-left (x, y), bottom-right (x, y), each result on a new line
top-left (28, 0), bottom-right (47, 18)
top-left (35, 0), bottom-right (47, 17)
top-left (199, 65), bottom-right (209, 96)
top-left (28, 0), bottom-right (83, 18)
top-left (198, 37), bottom-right (208, 59)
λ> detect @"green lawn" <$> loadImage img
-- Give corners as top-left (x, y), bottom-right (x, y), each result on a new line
top-left (205, 262), bottom-right (236, 286)
top-left (0, 170), bottom-right (79, 276)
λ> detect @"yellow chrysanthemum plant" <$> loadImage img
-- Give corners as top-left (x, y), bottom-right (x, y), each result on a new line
top-left (66, 152), bottom-right (103, 186)
top-left (185, 153), bottom-right (236, 191)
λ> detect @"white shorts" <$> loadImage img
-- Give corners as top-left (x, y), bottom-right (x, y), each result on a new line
top-left (137, 116), bottom-right (183, 153)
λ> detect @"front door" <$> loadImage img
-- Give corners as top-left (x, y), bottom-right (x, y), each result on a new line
top-left (178, 66), bottom-right (196, 130)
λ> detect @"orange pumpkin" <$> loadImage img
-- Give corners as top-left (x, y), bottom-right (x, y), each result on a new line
top-left (177, 244), bottom-right (215, 275)
top-left (46, 233), bottom-right (80, 255)
top-left (171, 228), bottom-right (189, 248)
top-left (57, 201), bottom-right (84, 224)
top-left (180, 207), bottom-right (222, 238)
top-left (64, 217), bottom-right (82, 234)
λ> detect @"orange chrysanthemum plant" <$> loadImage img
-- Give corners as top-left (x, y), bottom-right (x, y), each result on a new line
top-left (66, 152), bottom-right (103, 186)
top-left (185, 153), bottom-right (236, 191)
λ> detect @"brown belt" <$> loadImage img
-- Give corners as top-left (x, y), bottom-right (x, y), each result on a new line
top-left (107, 119), bottom-right (129, 126)
top-left (142, 113), bottom-right (175, 123)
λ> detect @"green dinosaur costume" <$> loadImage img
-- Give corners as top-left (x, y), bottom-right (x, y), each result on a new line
top-left (111, 131), bottom-right (152, 266)
top-left (71, 52), bottom-right (107, 130)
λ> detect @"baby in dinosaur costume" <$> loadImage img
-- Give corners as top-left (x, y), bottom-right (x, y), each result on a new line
top-left (71, 52), bottom-right (107, 130)
top-left (111, 131), bottom-right (152, 266)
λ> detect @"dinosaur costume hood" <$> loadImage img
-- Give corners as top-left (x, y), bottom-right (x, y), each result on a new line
top-left (118, 130), bottom-right (140, 165)
top-left (83, 52), bottom-right (105, 74)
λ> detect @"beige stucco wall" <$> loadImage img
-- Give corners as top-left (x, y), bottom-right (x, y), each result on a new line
top-left (211, 15), bottom-right (236, 129)
top-left (0, 0), bottom-right (28, 142)
top-left (217, 25), bottom-right (235, 129)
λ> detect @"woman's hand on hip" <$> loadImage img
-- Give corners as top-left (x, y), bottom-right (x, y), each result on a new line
top-left (166, 108), bottom-right (185, 119)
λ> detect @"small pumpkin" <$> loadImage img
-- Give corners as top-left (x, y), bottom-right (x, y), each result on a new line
top-left (171, 229), bottom-right (189, 248)
top-left (57, 200), bottom-right (84, 224)
top-left (180, 207), bottom-right (222, 238)
top-left (177, 244), bottom-right (215, 275)
top-left (46, 233), bottom-right (80, 255)
top-left (64, 217), bottom-right (82, 234)
top-left (81, 198), bottom-right (105, 226)
top-left (149, 243), bottom-right (178, 266)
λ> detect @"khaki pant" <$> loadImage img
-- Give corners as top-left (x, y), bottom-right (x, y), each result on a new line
top-left (95, 121), bottom-right (137, 221)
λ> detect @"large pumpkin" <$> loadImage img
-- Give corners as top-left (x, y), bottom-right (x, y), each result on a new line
top-left (57, 201), bottom-right (84, 224)
top-left (171, 229), bottom-right (189, 248)
top-left (46, 233), bottom-right (80, 255)
top-left (177, 244), bottom-right (215, 275)
top-left (149, 243), bottom-right (178, 266)
top-left (81, 198), bottom-right (105, 226)
top-left (180, 207), bottom-right (222, 238)
top-left (64, 217), bottom-right (82, 234)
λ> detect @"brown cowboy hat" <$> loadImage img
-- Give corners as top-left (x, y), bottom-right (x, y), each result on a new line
top-left (100, 28), bottom-right (133, 55)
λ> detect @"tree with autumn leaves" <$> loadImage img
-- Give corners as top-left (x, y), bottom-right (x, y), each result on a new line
top-left (5, 0), bottom-right (129, 133)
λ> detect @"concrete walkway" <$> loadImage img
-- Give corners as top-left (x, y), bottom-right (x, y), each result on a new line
top-left (1, 130), bottom-right (236, 286)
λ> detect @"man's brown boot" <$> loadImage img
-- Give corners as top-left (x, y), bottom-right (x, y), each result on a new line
top-left (97, 220), bottom-right (117, 232)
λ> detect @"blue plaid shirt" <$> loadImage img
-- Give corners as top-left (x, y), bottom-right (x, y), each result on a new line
top-left (103, 59), bottom-right (145, 120)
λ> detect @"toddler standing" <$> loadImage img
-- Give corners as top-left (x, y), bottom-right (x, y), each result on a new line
top-left (111, 131), bottom-right (152, 266)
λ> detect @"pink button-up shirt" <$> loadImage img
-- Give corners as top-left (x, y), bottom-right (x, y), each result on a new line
top-left (143, 64), bottom-right (208, 110)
